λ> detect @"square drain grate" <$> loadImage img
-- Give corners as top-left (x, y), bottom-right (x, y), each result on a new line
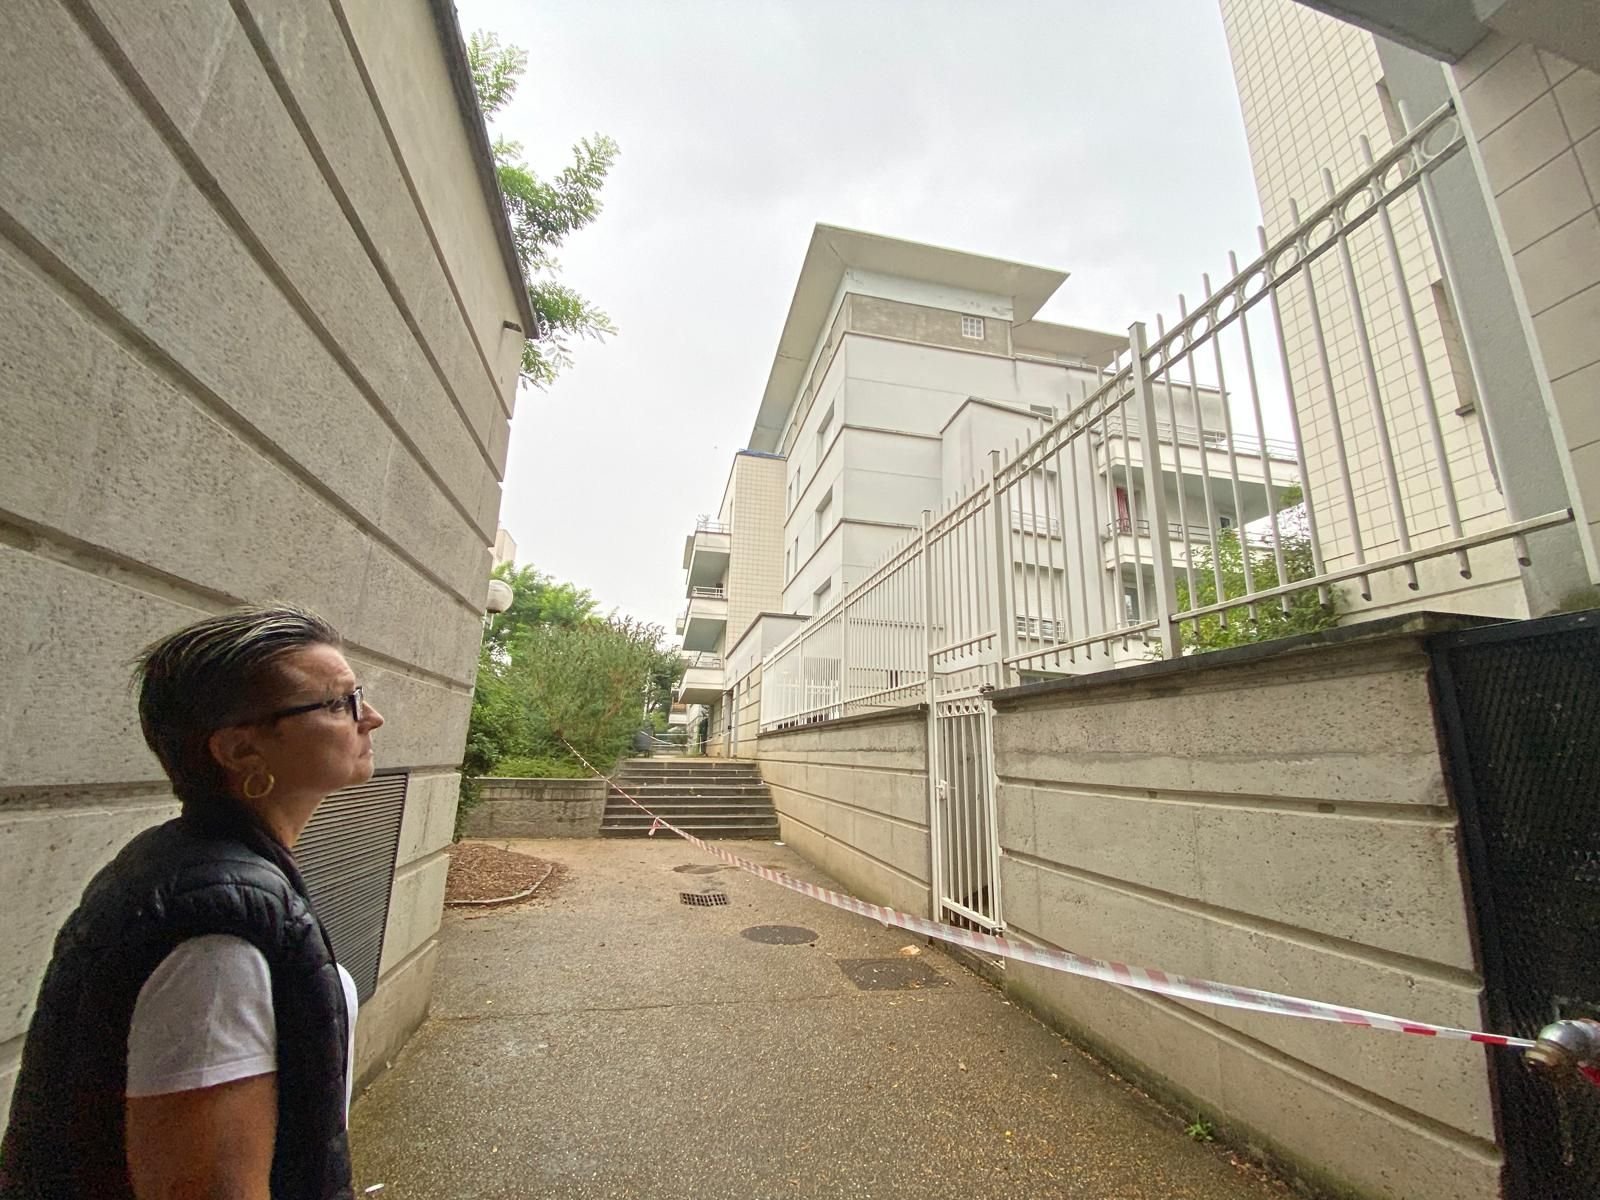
top-left (679, 891), bottom-right (729, 907)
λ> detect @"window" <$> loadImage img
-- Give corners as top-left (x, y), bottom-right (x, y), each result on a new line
top-left (1029, 404), bottom-right (1056, 420)
top-left (1014, 616), bottom-right (1060, 640)
top-left (1218, 513), bottom-right (1234, 530)
top-left (1374, 77), bottom-right (1407, 147)
top-left (961, 314), bottom-right (985, 340)
top-left (815, 488), bottom-right (833, 543)
top-left (1430, 281), bottom-right (1479, 416)
top-left (792, 536), bottom-right (799, 574)
top-left (816, 401), bottom-right (835, 459)
top-left (813, 579), bottom-right (832, 614)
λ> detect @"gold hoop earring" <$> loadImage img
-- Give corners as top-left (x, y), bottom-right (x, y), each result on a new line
top-left (242, 770), bottom-right (276, 800)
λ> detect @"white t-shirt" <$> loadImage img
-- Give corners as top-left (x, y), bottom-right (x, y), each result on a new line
top-left (125, 934), bottom-right (359, 1118)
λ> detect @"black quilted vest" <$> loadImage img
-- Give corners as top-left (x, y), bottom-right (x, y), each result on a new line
top-left (0, 803), bottom-right (353, 1200)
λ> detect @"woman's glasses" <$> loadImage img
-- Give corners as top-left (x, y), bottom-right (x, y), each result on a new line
top-left (262, 686), bottom-right (365, 724)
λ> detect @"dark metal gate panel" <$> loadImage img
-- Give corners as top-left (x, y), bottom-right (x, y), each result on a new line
top-left (294, 771), bottom-right (407, 1003)
top-left (1432, 612), bottom-right (1600, 1200)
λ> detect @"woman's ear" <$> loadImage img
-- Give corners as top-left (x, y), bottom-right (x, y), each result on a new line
top-left (208, 725), bottom-right (265, 780)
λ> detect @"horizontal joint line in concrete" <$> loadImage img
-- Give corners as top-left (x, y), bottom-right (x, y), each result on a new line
top-left (394, 845), bottom-right (450, 878)
top-left (0, 224), bottom-right (483, 622)
top-left (0, 508), bottom-right (475, 692)
top-left (778, 810), bottom-right (928, 891)
top-left (757, 756), bottom-right (928, 780)
top-left (323, 0), bottom-right (516, 421)
top-left (64, 0), bottom-right (494, 542)
top-left (1002, 849), bottom-right (1483, 990)
top-left (998, 777), bottom-right (1457, 825)
top-left (227, 0), bottom-right (504, 478)
top-left (0, 782), bottom-right (176, 812)
top-left (1006, 924), bottom-right (1503, 1161)
top-left (374, 933), bottom-right (437, 991)
top-left (766, 780), bottom-right (928, 834)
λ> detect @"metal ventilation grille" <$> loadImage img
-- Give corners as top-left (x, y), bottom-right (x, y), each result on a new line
top-left (295, 771), bottom-right (408, 1002)
top-left (680, 892), bottom-right (729, 907)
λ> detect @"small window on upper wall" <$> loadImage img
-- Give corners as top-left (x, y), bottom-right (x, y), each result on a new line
top-left (816, 402), bottom-right (835, 458)
top-left (961, 315), bottom-right (985, 340)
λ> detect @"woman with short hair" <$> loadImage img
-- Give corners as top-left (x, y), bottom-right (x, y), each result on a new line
top-left (0, 606), bottom-right (385, 1200)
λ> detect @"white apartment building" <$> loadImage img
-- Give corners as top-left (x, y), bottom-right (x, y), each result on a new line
top-left (682, 225), bottom-right (1296, 740)
top-left (492, 525), bottom-right (518, 569)
top-left (1220, 0), bottom-right (1599, 615)
top-left (676, 450), bottom-right (787, 707)
top-left (750, 225), bottom-right (1291, 625)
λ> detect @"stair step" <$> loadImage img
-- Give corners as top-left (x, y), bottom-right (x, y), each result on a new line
top-left (610, 780), bottom-right (767, 789)
top-left (616, 774), bottom-right (762, 783)
top-left (604, 807), bottom-right (777, 820)
top-left (600, 823), bottom-right (780, 839)
top-left (603, 813), bottom-right (779, 825)
top-left (602, 819), bottom-right (776, 825)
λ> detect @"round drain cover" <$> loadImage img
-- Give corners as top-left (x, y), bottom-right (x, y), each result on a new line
top-left (741, 925), bottom-right (817, 945)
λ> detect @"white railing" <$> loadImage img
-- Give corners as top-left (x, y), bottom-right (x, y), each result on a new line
top-left (759, 100), bottom-right (1575, 731)
top-left (679, 652), bottom-right (723, 670)
top-left (1099, 415), bottom-right (1297, 463)
top-left (694, 516), bottom-right (731, 535)
top-left (688, 586), bottom-right (727, 601)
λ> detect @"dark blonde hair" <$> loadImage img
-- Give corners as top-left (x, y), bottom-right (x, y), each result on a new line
top-left (135, 606), bottom-right (341, 804)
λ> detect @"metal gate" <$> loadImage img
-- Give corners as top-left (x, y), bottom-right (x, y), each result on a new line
top-left (1432, 612), bottom-right (1600, 1200)
top-left (931, 695), bottom-right (1003, 932)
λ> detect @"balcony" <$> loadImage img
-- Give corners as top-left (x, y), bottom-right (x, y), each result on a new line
top-left (681, 586), bottom-right (728, 652)
top-left (682, 517), bottom-right (732, 590)
top-left (1099, 518), bottom-right (1286, 571)
top-left (1095, 416), bottom-right (1294, 491)
top-left (677, 651), bottom-right (725, 704)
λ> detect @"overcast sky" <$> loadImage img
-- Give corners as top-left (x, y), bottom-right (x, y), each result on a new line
top-left (455, 0), bottom-right (1266, 635)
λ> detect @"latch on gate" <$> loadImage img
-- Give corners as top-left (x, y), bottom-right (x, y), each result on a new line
top-left (1526, 1018), bottom-right (1600, 1087)
top-left (1524, 1018), bottom-right (1600, 1166)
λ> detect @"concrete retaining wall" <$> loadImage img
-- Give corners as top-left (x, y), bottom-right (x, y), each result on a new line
top-left (0, 0), bottom-right (526, 1117)
top-left (748, 620), bottom-right (1499, 1200)
top-left (989, 623), bottom-right (1498, 1200)
top-left (461, 778), bottom-right (608, 838)
top-left (754, 705), bottom-right (932, 918)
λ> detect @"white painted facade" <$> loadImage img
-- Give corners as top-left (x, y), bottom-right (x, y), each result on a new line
top-left (678, 226), bottom-right (1295, 719)
top-left (754, 228), bottom-right (1287, 652)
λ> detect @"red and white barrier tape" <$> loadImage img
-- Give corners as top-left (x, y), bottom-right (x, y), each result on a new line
top-left (565, 743), bottom-right (1536, 1052)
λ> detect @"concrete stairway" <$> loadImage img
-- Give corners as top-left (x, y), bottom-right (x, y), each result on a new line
top-left (600, 758), bottom-right (780, 840)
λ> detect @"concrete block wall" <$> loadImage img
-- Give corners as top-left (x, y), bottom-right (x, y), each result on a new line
top-left (461, 778), bottom-right (608, 839)
top-left (989, 623), bottom-right (1496, 1200)
top-left (0, 0), bottom-right (526, 1117)
top-left (754, 706), bottom-right (932, 918)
